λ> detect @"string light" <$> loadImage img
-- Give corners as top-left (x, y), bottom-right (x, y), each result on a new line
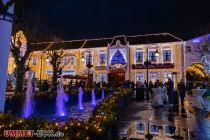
top-left (0, 87), bottom-right (132, 139)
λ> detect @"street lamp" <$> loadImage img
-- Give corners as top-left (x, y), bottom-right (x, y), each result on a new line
top-left (155, 49), bottom-right (159, 57)
top-left (144, 47), bottom-right (159, 100)
top-left (81, 54), bottom-right (85, 62)
top-left (86, 51), bottom-right (93, 88)
top-left (81, 51), bottom-right (93, 88)
top-left (39, 51), bottom-right (49, 93)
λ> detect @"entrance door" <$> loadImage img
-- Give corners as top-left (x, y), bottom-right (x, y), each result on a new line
top-left (108, 70), bottom-right (125, 87)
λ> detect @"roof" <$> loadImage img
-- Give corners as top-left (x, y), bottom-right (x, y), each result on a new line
top-left (127, 33), bottom-right (182, 45)
top-left (82, 38), bottom-right (112, 48)
top-left (30, 33), bottom-right (182, 51)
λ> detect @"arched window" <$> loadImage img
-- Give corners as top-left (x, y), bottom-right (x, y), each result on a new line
top-left (110, 50), bottom-right (126, 64)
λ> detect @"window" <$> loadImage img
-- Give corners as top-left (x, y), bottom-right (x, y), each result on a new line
top-left (70, 56), bottom-right (76, 65)
top-left (203, 45), bottom-right (208, 52)
top-left (164, 72), bottom-right (172, 83)
top-left (99, 74), bottom-right (106, 82)
top-left (32, 56), bottom-right (37, 65)
top-left (186, 46), bottom-right (191, 52)
top-left (163, 49), bottom-right (172, 62)
top-left (136, 73), bottom-right (144, 83)
top-left (135, 51), bottom-right (143, 63)
top-left (63, 57), bottom-right (68, 65)
top-left (148, 50), bottom-right (157, 62)
top-left (99, 52), bottom-right (106, 65)
top-left (62, 70), bottom-right (75, 75)
top-left (86, 53), bottom-right (92, 65)
top-left (149, 72), bottom-right (158, 83)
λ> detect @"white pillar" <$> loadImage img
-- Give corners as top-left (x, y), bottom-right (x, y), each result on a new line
top-left (0, 0), bottom-right (14, 113)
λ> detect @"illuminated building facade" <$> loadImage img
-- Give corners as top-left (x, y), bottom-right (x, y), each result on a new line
top-left (8, 33), bottom-right (188, 84)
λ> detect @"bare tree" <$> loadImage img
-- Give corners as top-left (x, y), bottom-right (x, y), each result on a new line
top-left (10, 31), bottom-right (32, 93)
top-left (47, 49), bottom-right (68, 86)
top-left (9, 7), bottom-right (47, 94)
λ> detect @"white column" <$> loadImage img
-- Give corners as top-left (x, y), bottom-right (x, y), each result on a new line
top-left (0, 0), bottom-right (14, 113)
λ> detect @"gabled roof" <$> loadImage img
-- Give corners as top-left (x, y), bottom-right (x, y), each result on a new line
top-left (110, 35), bottom-right (127, 46)
top-left (30, 33), bottom-right (183, 51)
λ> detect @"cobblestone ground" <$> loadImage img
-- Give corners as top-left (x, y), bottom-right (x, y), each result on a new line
top-left (118, 95), bottom-right (210, 140)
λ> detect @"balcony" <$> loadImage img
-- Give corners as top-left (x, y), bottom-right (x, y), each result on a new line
top-left (132, 63), bottom-right (174, 69)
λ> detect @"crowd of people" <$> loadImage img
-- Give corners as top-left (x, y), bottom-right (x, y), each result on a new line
top-left (122, 79), bottom-right (188, 106)
top-left (40, 77), bottom-right (208, 106)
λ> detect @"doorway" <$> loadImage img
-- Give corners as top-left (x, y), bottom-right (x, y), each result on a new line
top-left (108, 68), bottom-right (125, 87)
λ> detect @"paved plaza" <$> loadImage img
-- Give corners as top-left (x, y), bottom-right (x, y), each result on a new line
top-left (118, 95), bottom-right (210, 140)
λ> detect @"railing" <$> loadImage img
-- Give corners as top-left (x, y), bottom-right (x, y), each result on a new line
top-left (132, 63), bottom-right (174, 69)
top-left (95, 66), bottom-right (107, 71)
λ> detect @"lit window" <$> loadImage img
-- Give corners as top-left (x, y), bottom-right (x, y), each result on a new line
top-left (70, 56), bottom-right (76, 65)
top-left (86, 53), bottom-right (92, 65)
top-left (135, 51), bottom-right (143, 63)
top-left (136, 73), bottom-right (144, 83)
top-left (148, 50), bottom-right (157, 62)
top-left (99, 53), bottom-right (106, 65)
top-left (149, 72), bottom-right (158, 83)
top-left (99, 74), bottom-right (106, 82)
top-left (163, 50), bottom-right (172, 62)
top-left (164, 72), bottom-right (172, 83)
top-left (32, 56), bottom-right (37, 65)
top-left (63, 57), bottom-right (68, 65)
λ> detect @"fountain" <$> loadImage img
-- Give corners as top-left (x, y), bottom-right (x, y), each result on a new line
top-left (78, 87), bottom-right (84, 110)
top-left (22, 70), bottom-right (34, 118)
top-left (56, 75), bottom-right (69, 116)
top-left (91, 89), bottom-right (96, 106)
top-left (101, 89), bottom-right (105, 100)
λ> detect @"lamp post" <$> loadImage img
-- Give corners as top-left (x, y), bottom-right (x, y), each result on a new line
top-left (39, 52), bottom-right (49, 93)
top-left (39, 51), bottom-right (43, 93)
top-left (144, 46), bottom-right (159, 100)
top-left (81, 51), bottom-right (93, 88)
top-left (86, 51), bottom-right (93, 88)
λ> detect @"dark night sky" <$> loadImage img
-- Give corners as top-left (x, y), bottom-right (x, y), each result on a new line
top-left (26, 0), bottom-right (210, 40)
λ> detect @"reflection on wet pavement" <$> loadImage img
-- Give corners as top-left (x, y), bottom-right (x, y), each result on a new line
top-left (118, 95), bottom-right (210, 140)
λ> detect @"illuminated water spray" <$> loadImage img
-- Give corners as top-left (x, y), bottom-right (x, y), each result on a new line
top-left (78, 87), bottom-right (84, 110)
top-left (22, 70), bottom-right (34, 118)
top-left (56, 75), bottom-right (69, 116)
top-left (91, 89), bottom-right (96, 106)
top-left (101, 89), bottom-right (105, 100)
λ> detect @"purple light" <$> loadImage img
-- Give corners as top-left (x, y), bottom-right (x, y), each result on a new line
top-left (91, 89), bottom-right (96, 106)
top-left (192, 38), bottom-right (200, 43)
top-left (101, 89), bottom-right (105, 100)
top-left (78, 87), bottom-right (84, 110)
top-left (22, 70), bottom-right (34, 118)
top-left (56, 77), bottom-right (69, 117)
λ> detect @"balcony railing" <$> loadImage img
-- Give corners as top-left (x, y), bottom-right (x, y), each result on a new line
top-left (132, 63), bottom-right (174, 69)
top-left (95, 66), bottom-right (107, 71)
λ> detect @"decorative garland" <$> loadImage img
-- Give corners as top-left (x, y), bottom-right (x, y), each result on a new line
top-left (0, 87), bottom-right (132, 139)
